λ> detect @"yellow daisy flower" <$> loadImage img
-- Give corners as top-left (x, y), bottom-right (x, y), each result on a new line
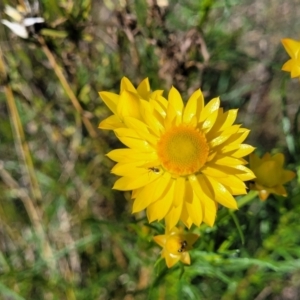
top-left (99, 78), bottom-right (255, 229)
top-left (249, 152), bottom-right (295, 201)
top-left (153, 227), bottom-right (199, 268)
top-left (281, 38), bottom-right (300, 78)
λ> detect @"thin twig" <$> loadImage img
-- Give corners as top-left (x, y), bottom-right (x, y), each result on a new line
top-left (0, 49), bottom-right (42, 204)
top-left (37, 36), bottom-right (97, 138)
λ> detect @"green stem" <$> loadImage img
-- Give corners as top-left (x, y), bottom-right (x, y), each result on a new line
top-left (280, 78), bottom-right (297, 159)
top-left (216, 191), bottom-right (259, 226)
top-left (228, 210), bottom-right (244, 245)
top-left (237, 190), bottom-right (259, 209)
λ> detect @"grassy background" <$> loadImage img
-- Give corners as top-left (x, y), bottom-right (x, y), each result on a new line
top-left (1, 0), bottom-right (300, 299)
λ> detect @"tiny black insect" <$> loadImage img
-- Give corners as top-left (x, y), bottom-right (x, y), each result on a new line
top-left (148, 167), bottom-right (160, 173)
top-left (178, 240), bottom-right (188, 253)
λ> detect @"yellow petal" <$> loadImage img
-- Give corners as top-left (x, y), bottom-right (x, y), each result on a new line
top-left (235, 165), bottom-right (256, 181)
top-left (165, 252), bottom-right (180, 268)
top-left (232, 144), bottom-right (255, 158)
top-left (202, 199), bottom-right (217, 227)
top-left (107, 149), bottom-right (157, 163)
top-left (199, 97), bottom-right (220, 122)
top-left (281, 170), bottom-right (296, 184)
top-left (291, 65), bottom-right (300, 78)
top-left (186, 193), bottom-right (203, 227)
top-left (196, 175), bottom-right (217, 226)
top-left (261, 152), bottom-right (271, 161)
top-left (99, 91), bottom-right (119, 115)
top-left (164, 110), bottom-right (177, 131)
top-left (188, 175), bottom-right (218, 226)
top-left (202, 109), bottom-right (219, 132)
top-left (137, 78), bottom-right (150, 99)
top-left (113, 170), bottom-right (160, 190)
top-left (221, 129), bottom-right (250, 148)
top-left (214, 156), bottom-right (247, 166)
top-left (217, 175), bottom-right (247, 195)
top-left (180, 252), bottom-right (191, 265)
top-left (165, 203), bottom-right (183, 231)
top-left (150, 95), bottom-right (168, 118)
top-left (183, 89), bottom-right (204, 124)
top-left (111, 163), bottom-right (148, 176)
top-left (208, 125), bottom-right (241, 147)
top-left (205, 176), bottom-right (238, 209)
top-left (185, 180), bottom-right (203, 226)
top-left (189, 174), bottom-right (213, 200)
top-left (164, 103), bottom-right (178, 130)
top-left (282, 60), bottom-right (293, 72)
top-left (117, 90), bottom-right (141, 120)
top-left (174, 177), bottom-right (186, 207)
top-left (185, 233), bottom-right (199, 246)
top-left (208, 109), bottom-right (237, 136)
top-left (132, 179), bottom-right (162, 213)
top-left (147, 182), bottom-right (174, 222)
top-left (123, 117), bottom-right (158, 145)
top-left (255, 161), bottom-right (283, 187)
top-left (272, 153), bottom-right (285, 167)
top-left (168, 86), bottom-right (184, 119)
top-left (218, 109), bottom-right (238, 131)
top-left (153, 235), bottom-right (166, 248)
top-left (114, 127), bottom-right (140, 138)
top-left (140, 100), bottom-right (164, 137)
top-left (116, 134), bottom-right (152, 151)
top-left (168, 227), bottom-right (180, 235)
top-left (98, 115), bottom-right (123, 130)
top-left (120, 77), bottom-right (136, 93)
top-left (180, 204), bottom-right (193, 229)
top-left (131, 188), bottom-right (140, 199)
top-left (150, 90), bottom-right (164, 99)
top-left (281, 38), bottom-right (300, 59)
top-left (152, 172), bottom-right (172, 200)
top-left (273, 185), bottom-right (287, 196)
top-left (258, 189), bottom-right (270, 201)
top-left (201, 164), bottom-right (234, 178)
top-left (204, 162), bottom-right (249, 176)
top-left (283, 60), bottom-right (300, 78)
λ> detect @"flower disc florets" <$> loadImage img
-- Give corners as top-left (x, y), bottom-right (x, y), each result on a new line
top-left (157, 125), bottom-right (209, 176)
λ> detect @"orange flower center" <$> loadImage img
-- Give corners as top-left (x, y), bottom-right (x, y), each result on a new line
top-left (157, 125), bottom-right (209, 176)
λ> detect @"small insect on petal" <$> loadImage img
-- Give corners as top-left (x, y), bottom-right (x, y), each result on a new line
top-left (148, 167), bottom-right (161, 173)
top-left (177, 240), bottom-right (188, 253)
top-left (153, 227), bottom-right (199, 268)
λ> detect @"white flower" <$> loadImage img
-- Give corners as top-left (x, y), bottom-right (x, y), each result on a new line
top-left (1, 2), bottom-right (44, 39)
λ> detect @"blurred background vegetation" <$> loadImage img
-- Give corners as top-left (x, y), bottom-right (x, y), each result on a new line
top-left (1, 0), bottom-right (300, 299)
